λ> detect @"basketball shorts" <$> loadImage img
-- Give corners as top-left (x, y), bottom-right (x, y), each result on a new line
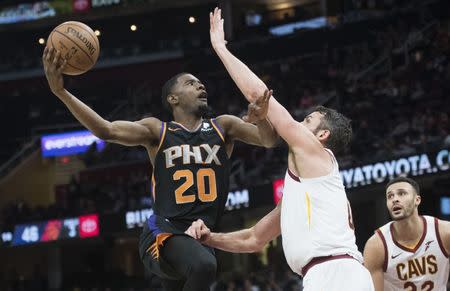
top-left (138, 214), bottom-right (186, 280)
top-left (303, 258), bottom-right (374, 291)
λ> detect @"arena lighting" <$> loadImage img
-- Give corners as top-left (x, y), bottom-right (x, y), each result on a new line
top-left (130, 24), bottom-right (137, 31)
top-left (38, 38), bottom-right (45, 45)
top-left (94, 29), bottom-right (101, 36)
top-left (189, 16), bottom-right (196, 23)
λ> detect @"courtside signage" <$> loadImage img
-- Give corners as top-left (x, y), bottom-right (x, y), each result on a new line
top-left (125, 208), bottom-right (154, 229)
top-left (225, 189), bottom-right (250, 211)
top-left (341, 149), bottom-right (449, 189)
top-left (41, 130), bottom-right (105, 157)
top-left (10, 214), bottom-right (99, 246)
top-left (272, 179), bottom-right (284, 204)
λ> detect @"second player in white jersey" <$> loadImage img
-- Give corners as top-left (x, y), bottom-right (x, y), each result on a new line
top-left (377, 216), bottom-right (449, 291)
top-left (364, 177), bottom-right (450, 291)
top-left (281, 149), bottom-right (362, 273)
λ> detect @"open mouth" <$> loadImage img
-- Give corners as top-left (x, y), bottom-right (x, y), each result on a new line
top-left (198, 91), bottom-right (208, 101)
top-left (392, 206), bottom-right (402, 213)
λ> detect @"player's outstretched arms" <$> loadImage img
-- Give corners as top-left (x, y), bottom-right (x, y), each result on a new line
top-left (209, 9), bottom-right (322, 153)
top-left (43, 47), bottom-right (160, 147)
top-left (186, 202), bottom-right (281, 253)
top-left (363, 233), bottom-right (385, 291)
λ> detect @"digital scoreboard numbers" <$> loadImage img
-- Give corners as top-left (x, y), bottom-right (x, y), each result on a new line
top-left (62, 218), bottom-right (79, 239)
top-left (13, 223), bottom-right (44, 246)
top-left (10, 215), bottom-right (99, 246)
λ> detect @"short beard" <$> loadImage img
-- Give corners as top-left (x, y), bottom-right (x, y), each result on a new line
top-left (390, 204), bottom-right (415, 221)
top-left (194, 105), bottom-right (215, 118)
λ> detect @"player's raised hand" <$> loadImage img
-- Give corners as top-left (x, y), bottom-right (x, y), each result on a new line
top-left (42, 46), bottom-right (67, 95)
top-left (243, 89), bottom-right (273, 123)
top-left (209, 7), bottom-right (227, 50)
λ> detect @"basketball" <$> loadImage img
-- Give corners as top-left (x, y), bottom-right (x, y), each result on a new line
top-left (46, 21), bottom-right (100, 75)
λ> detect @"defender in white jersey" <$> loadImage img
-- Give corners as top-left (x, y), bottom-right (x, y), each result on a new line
top-left (183, 8), bottom-right (374, 291)
top-left (364, 177), bottom-right (450, 291)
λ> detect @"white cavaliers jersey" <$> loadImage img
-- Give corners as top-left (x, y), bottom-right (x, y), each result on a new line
top-left (377, 216), bottom-right (449, 291)
top-left (280, 149), bottom-right (362, 275)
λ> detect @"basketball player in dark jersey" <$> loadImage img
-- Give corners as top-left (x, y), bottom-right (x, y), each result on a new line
top-left (43, 47), bottom-right (278, 291)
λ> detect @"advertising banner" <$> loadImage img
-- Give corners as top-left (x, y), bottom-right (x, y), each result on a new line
top-left (41, 130), bottom-right (105, 157)
top-left (0, 1), bottom-right (58, 24)
top-left (340, 149), bottom-right (449, 189)
top-left (271, 149), bottom-right (450, 200)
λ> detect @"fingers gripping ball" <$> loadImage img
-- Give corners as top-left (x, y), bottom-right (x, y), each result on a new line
top-left (46, 21), bottom-right (100, 75)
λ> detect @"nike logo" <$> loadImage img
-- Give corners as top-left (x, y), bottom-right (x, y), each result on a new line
top-left (168, 127), bottom-right (182, 132)
top-left (391, 253), bottom-right (401, 259)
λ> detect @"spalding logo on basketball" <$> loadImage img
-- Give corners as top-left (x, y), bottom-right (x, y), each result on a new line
top-left (47, 21), bottom-right (100, 75)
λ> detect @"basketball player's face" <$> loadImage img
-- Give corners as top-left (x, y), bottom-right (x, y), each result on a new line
top-left (302, 112), bottom-right (322, 132)
top-left (175, 74), bottom-right (208, 112)
top-left (302, 112), bottom-right (328, 140)
top-left (386, 182), bottom-right (420, 221)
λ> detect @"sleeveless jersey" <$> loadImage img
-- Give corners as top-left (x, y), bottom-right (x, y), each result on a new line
top-left (151, 119), bottom-right (230, 231)
top-left (281, 149), bottom-right (362, 275)
top-left (376, 216), bottom-right (449, 291)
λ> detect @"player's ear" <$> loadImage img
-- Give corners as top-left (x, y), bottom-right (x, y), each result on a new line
top-left (415, 194), bottom-right (421, 206)
top-left (317, 129), bottom-right (330, 142)
top-left (167, 94), bottom-right (179, 106)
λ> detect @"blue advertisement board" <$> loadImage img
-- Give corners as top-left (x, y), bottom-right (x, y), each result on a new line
top-left (41, 130), bottom-right (105, 157)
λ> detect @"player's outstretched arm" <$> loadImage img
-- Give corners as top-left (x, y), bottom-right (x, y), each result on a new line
top-left (186, 202), bottom-right (281, 253)
top-left (43, 47), bottom-right (160, 147)
top-left (241, 89), bottom-right (325, 155)
top-left (363, 234), bottom-right (385, 291)
top-left (210, 8), bottom-right (320, 151)
top-left (210, 7), bottom-right (267, 103)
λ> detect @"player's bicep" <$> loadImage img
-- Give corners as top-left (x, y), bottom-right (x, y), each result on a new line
top-left (107, 118), bottom-right (160, 146)
top-left (231, 122), bottom-right (264, 145)
top-left (364, 234), bottom-right (385, 291)
top-left (217, 115), bottom-right (262, 145)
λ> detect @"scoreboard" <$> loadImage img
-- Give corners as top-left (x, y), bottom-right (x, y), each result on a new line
top-left (9, 214), bottom-right (99, 246)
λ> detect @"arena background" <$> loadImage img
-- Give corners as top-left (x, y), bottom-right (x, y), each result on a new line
top-left (0, 0), bottom-right (449, 290)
